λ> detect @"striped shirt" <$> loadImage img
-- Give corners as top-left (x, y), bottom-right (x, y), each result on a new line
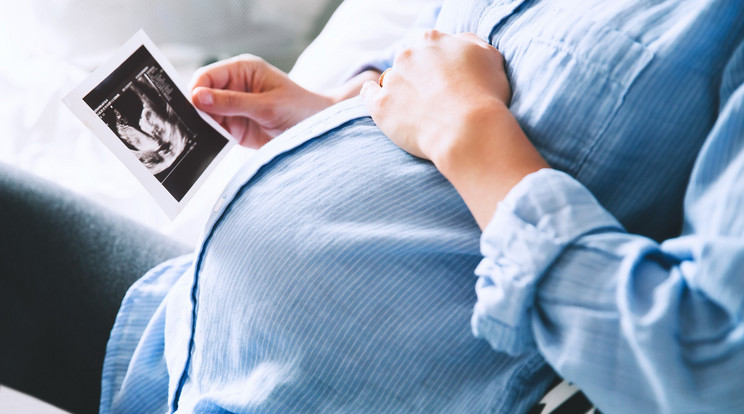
top-left (99, 1), bottom-right (744, 413)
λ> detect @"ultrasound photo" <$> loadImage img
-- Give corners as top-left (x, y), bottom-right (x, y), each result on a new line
top-left (82, 44), bottom-right (229, 202)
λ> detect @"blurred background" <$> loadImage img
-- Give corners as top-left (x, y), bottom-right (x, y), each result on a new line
top-left (0, 0), bottom-right (439, 246)
top-left (0, 0), bottom-right (344, 73)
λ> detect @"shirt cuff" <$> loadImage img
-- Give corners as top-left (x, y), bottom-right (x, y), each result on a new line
top-left (471, 169), bottom-right (623, 355)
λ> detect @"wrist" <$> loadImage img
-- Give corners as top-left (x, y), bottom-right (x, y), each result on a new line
top-left (431, 99), bottom-right (549, 229)
top-left (429, 99), bottom-right (510, 169)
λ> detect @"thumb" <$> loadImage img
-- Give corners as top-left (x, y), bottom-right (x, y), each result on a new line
top-left (359, 80), bottom-right (383, 117)
top-left (192, 87), bottom-right (266, 119)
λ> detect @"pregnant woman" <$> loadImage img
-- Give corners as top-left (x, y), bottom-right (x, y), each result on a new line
top-left (2, 1), bottom-right (742, 413)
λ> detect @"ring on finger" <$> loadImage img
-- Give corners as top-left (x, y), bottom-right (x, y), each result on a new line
top-left (378, 68), bottom-right (392, 87)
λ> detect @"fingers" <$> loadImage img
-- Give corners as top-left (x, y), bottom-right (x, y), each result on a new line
top-left (360, 80), bottom-right (383, 119)
top-left (190, 61), bottom-right (230, 91)
top-left (420, 30), bottom-right (482, 46)
top-left (192, 87), bottom-right (268, 119)
top-left (188, 54), bottom-right (264, 90)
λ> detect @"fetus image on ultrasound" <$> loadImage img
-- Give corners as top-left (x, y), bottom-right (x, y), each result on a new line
top-left (84, 45), bottom-right (228, 201)
top-left (111, 74), bottom-right (190, 176)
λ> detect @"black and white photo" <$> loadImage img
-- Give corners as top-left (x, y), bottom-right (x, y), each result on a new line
top-left (64, 31), bottom-right (234, 217)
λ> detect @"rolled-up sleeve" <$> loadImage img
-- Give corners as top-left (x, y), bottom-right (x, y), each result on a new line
top-left (471, 169), bottom-right (623, 355)
top-left (472, 59), bottom-right (744, 412)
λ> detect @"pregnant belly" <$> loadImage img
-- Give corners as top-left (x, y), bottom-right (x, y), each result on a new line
top-left (187, 117), bottom-right (544, 413)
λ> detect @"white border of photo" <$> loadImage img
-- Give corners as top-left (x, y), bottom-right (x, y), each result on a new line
top-left (63, 30), bottom-right (235, 219)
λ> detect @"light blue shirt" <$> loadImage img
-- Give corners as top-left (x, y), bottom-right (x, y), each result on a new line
top-left (473, 41), bottom-right (744, 413)
top-left (99, 1), bottom-right (744, 413)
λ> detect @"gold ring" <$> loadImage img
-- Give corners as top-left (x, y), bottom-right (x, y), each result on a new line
top-left (378, 68), bottom-right (392, 87)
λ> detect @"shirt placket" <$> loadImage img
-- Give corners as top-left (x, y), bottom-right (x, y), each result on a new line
top-left (167, 97), bottom-right (372, 412)
top-left (476, 0), bottom-right (531, 45)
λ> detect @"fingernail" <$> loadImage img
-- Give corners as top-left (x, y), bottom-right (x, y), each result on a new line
top-left (198, 89), bottom-right (213, 106)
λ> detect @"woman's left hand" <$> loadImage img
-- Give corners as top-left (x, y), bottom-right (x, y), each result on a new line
top-left (361, 31), bottom-right (548, 228)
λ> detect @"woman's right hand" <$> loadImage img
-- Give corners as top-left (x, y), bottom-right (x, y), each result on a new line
top-left (190, 55), bottom-right (336, 148)
top-left (360, 31), bottom-right (513, 162)
top-left (360, 31), bottom-right (549, 229)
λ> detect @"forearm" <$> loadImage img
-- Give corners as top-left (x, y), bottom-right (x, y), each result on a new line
top-left (431, 100), bottom-right (548, 229)
top-left (473, 169), bottom-right (744, 413)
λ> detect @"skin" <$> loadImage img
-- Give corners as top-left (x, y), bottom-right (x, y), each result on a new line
top-left (360, 31), bottom-right (549, 229)
top-left (190, 54), bottom-right (378, 148)
top-left (191, 31), bottom-right (548, 229)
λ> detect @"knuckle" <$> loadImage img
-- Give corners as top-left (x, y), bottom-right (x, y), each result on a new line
top-left (458, 32), bottom-right (480, 42)
top-left (238, 53), bottom-right (269, 74)
top-left (233, 54), bottom-right (266, 71)
top-left (422, 29), bottom-right (442, 40)
top-left (393, 48), bottom-right (413, 66)
top-left (237, 53), bottom-right (263, 63)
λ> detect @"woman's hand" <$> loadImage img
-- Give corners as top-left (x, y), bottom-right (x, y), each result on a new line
top-left (360, 31), bottom-right (511, 161)
top-left (191, 55), bottom-right (353, 148)
top-left (361, 31), bottom-right (548, 228)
